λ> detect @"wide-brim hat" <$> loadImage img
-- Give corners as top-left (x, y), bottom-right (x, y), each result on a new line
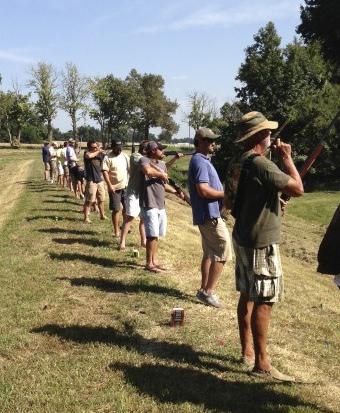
top-left (236, 111), bottom-right (278, 143)
top-left (195, 127), bottom-right (221, 140)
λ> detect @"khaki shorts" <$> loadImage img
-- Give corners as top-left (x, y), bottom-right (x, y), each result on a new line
top-left (198, 218), bottom-right (232, 262)
top-left (233, 238), bottom-right (284, 303)
top-left (85, 181), bottom-right (106, 203)
top-left (44, 162), bottom-right (50, 171)
top-left (63, 164), bottom-right (70, 176)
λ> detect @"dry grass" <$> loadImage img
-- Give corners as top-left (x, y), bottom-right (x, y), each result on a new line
top-left (0, 148), bottom-right (339, 413)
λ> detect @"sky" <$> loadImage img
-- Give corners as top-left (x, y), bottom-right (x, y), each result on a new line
top-left (0, 0), bottom-right (303, 139)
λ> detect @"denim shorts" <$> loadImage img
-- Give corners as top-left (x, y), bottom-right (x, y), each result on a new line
top-left (143, 208), bottom-right (167, 238)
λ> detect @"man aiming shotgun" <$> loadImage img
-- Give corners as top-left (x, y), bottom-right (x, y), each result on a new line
top-left (225, 111), bottom-right (303, 382)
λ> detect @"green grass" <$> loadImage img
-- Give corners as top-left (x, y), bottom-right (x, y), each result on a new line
top-left (287, 191), bottom-right (339, 226)
top-left (0, 148), bottom-right (339, 413)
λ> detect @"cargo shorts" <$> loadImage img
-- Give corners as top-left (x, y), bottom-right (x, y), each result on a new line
top-left (198, 217), bottom-right (232, 262)
top-left (233, 238), bottom-right (284, 303)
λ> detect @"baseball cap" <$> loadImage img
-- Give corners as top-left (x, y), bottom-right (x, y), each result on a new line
top-left (194, 127), bottom-right (221, 140)
top-left (146, 141), bottom-right (168, 153)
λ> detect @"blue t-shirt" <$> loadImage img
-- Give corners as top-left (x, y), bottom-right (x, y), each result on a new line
top-left (188, 152), bottom-right (223, 225)
top-left (42, 146), bottom-right (50, 163)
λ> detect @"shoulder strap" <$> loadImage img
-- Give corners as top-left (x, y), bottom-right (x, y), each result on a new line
top-left (231, 154), bottom-right (259, 219)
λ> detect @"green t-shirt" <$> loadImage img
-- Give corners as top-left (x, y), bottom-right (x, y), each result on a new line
top-left (230, 151), bottom-right (290, 248)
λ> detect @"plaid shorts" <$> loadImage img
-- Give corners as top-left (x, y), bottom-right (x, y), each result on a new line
top-left (233, 238), bottom-right (284, 303)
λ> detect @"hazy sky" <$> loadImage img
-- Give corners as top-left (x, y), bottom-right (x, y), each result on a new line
top-left (0, 0), bottom-right (302, 138)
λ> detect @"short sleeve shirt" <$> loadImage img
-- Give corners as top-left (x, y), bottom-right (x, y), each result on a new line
top-left (42, 146), bottom-right (50, 163)
top-left (102, 152), bottom-right (130, 190)
top-left (188, 152), bottom-right (223, 225)
top-left (231, 151), bottom-right (290, 248)
top-left (84, 151), bottom-right (105, 183)
top-left (139, 156), bottom-right (167, 209)
top-left (127, 152), bottom-right (143, 195)
top-left (66, 146), bottom-right (77, 168)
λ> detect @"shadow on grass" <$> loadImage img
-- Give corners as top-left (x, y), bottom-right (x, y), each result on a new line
top-left (52, 238), bottom-right (112, 248)
top-left (37, 228), bottom-right (99, 236)
top-left (50, 252), bottom-right (143, 269)
top-left (31, 322), bottom-right (239, 373)
top-left (27, 215), bottom-right (81, 222)
top-left (109, 362), bottom-right (330, 413)
top-left (36, 208), bottom-right (80, 213)
top-left (42, 199), bottom-right (81, 206)
top-left (48, 194), bottom-right (75, 199)
top-left (57, 276), bottom-right (194, 302)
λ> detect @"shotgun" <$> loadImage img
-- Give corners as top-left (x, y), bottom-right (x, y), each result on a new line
top-left (147, 162), bottom-right (191, 206)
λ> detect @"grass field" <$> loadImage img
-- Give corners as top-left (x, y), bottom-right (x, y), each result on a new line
top-left (0, 148), bottom-right (339, 413)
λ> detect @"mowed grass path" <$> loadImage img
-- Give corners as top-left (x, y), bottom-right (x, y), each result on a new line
top-left (0, 149), bottom-right (339, 413)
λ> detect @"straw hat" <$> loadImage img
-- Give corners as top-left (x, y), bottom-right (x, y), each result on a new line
top-left (236, 111), bottom-right (278, 143)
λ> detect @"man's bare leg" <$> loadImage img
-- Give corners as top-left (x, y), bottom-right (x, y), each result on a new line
top-left (146, 237), bottom-right (157, 268)
top-left (83, 201), bottom-right (92, 223)
top-left (98, 201), bottom-right (106, 220)
top-left (237, 293), bottom-right (255, 362)
top-left (200, 256), bottom-right (211, 290)
top-left (252, 303), bottom-right (273, 371)
top-left (120, 215), bottom-right (134, 249)
top-left (205, 260), bottom-right (225, 294)
top-left (111, 211), bottom-right (121, 237)
top-left (139, 218), bottom-right (146, 247)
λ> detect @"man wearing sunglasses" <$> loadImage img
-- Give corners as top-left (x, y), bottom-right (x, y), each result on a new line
top-left (188, 127), bottom-right (232, 308)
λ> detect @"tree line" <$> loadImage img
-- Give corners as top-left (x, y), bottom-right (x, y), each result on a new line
top-left (0, 65), bottom-right (179, 146)
top-left (0, 1), bottom-right (339, 183)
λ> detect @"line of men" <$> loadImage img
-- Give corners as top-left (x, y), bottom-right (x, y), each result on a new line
top-left (41, 110), bottom-right (304, 382)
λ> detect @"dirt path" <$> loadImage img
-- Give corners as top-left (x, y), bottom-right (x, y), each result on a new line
top-left (0, 159), bottom-right (34, 229)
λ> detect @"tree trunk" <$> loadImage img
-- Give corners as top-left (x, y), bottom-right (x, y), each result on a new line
top-left (72, 112), bottom-right (77, 140)
top-left (144, 123), bottom-right (149, 140)
top-left (5, 115), bottom-right (12, 145)
top-left (47, 118), bottom-right (53, 142)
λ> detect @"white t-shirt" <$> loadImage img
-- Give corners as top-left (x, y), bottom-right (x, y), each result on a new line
top-left (102, 152), bottom-right (130, 190)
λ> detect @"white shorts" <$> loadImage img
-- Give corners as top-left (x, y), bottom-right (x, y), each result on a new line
top-left (58, 164), bottom-right (64, 176)
top-left (125, 192), bottom-right (141, 218)
top-left (143, 208), bottom-right (167, 238)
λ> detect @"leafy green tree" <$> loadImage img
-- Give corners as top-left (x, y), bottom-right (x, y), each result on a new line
top-left (0, 90), bottom-right (34, 146)
top-left (90, 75), bottom-right (138, 145)
top-left (215, 22), bottom-right (339, 184)
top-left (28, 62), bottom-right (58, 141)
top-left (297, 0), bottom-right (340, 76)
top-left (59, 63), bottom-right (89, 140)
top-left (126, 69), bottom-right (178, 139)
top-left (186, 91), bottom-right (218, 131)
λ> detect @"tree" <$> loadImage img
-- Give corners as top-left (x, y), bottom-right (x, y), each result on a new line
top-left (186, 91), bottom-right (218, 131)
top-left (215, 22), bottom-right (340, 184)
top-left (59, 63), bottom-right (89, 140)
top-left (297, 0), bottom-right (340, 76)
top-left (89, 75), bottom-right (139, 145)
top-left (126, 69), bottom-right (178, 139)
top-left (28, 62), bottom-right (58, 141)
top-left (0, 90), bottom-right (34, 146)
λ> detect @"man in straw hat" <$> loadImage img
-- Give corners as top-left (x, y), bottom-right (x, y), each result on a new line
top-left (225, 111), bottom-right (303, 382)
top-left (188, 127), bottom-right (232, 308)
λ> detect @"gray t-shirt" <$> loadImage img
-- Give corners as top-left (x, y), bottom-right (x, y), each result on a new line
top-left (126, 152), bottom-right (143, 195)
top-left (139, 156), bottom-right (167, 209)
top-left (230, 151), bottom-right (290, 248)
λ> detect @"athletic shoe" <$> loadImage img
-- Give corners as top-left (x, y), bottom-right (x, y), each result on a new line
top-left (251, 366), bottom-right (295, 382)
top-left (196, 289), bottom-right (204, 300)
top-left (197, 290), bottom-right (222, 308)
